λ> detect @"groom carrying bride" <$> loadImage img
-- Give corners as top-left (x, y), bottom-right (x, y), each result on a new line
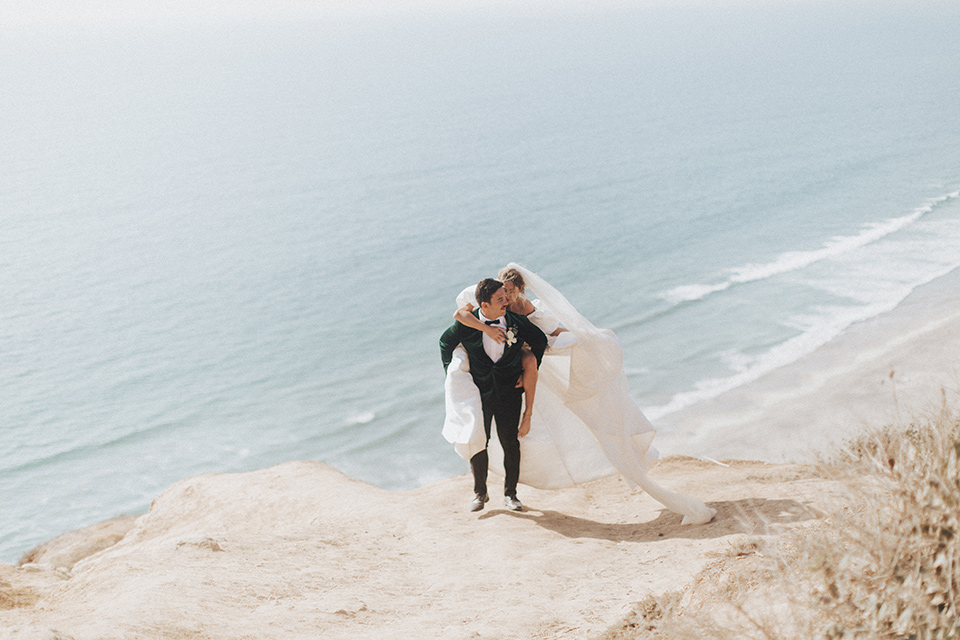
top-left (439, 264), bottom-right (716, 525)
top-left (440, 278), bottom-right (548, 512)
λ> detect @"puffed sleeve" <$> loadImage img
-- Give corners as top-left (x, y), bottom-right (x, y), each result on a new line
top-left (455, 285), bottom-right (477, 309)
top-left (526, 299), bottom-right (560, 335)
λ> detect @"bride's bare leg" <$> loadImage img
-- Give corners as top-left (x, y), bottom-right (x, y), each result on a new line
top-left (518, 348), bottom-right (538, 437)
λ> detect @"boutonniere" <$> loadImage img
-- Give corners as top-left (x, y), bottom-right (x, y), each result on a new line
top-left (505, 325), bottom-right (518, 347)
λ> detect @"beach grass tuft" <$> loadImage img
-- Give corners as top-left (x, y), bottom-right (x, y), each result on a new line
top-left (600, 391), bottom-right (960, 640)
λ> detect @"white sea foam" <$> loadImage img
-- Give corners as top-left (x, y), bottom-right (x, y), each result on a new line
top-left (661, 191), bottom-right (960, 306)
top-left (662, 282), bottom-right (731, 304)
top-left (346, 411), bottom-right (376, 425)
top-left (644, 299), bottom-right (904, 421)
top-left (646, 205), bottom-right (960, 421)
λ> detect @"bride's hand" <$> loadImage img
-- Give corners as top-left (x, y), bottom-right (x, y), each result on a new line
top-left (485, 326), bottom-right (506, 343)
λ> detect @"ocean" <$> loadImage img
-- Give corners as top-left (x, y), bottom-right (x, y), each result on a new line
top-left (2, 1), bottom-right (959, 562)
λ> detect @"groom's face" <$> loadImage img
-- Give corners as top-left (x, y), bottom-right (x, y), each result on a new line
top-left (483, 286), bottom-right (509, 319)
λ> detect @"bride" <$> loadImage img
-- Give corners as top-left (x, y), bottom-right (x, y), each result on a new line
top-left (442, 263), bottom-right (716, 525)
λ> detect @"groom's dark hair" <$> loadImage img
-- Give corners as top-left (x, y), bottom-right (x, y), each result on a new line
top-left (475, 278), bottom-right (504, 306)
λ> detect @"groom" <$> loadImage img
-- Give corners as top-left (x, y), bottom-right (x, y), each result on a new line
top-left (440, 278), bottom-right (548, 512)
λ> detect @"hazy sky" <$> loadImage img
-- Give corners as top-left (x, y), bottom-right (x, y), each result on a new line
top-left (0, 0), bottom-right (623, 28)
top-left (3, 1), bottom-right (370, 27)
top-left (0, 0), bottom-right (922, 30)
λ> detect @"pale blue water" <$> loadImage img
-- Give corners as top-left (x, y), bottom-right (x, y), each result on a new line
top-left (2, 2), bottom-right (960, 562)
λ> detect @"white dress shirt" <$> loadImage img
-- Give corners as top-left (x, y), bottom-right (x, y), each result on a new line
top-left (477, 310), bottom-right (505, 362)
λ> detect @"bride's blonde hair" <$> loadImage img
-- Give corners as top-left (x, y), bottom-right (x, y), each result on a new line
top-left (497, 267), bottom-right (526, 293)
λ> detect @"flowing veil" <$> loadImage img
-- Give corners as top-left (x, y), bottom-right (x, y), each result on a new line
top-left (442, 264), bottom-right (715, 525)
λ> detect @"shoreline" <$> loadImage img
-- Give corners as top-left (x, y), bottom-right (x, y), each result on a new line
top-left (653, 264), bottom-right (960, 463)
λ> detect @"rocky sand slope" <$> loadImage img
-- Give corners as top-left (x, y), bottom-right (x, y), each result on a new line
top-left (1, 457), bottom-right (842, 640)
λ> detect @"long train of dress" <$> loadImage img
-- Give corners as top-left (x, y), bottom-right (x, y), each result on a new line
top-left (442, 263), bottom-right (716, 525)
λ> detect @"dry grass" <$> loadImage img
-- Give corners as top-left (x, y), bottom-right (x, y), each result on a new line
top-left (601, 392), bottom-right (960, 640)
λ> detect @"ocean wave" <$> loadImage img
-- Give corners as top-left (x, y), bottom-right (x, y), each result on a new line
top-left (647, 190), bottom-right (960, 420)
top-left (345, 411), bottom-right (376, 425)
top-left (646, 260), bottom-right (960, 422)
top-left (643, 299), bottom-right (900, 421)
top-left (661, 190), bottom-right (960, 306)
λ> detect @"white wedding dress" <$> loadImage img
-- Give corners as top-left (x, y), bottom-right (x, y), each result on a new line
top-left (442, 263), bottom-right (716, 525)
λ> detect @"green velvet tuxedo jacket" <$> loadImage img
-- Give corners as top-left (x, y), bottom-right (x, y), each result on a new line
top-left (439, 310), bottom-right (548, 403)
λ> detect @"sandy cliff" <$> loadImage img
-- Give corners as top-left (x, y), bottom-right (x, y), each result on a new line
top-left (0, 457), bottom-right (842, 640)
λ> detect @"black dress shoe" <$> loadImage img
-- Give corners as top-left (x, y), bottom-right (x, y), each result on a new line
top-left (504, 495), bottom-right (523, 511)
top-left (470, 493), bottom-right (490, 512)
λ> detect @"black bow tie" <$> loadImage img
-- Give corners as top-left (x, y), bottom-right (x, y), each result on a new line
top-left (485, 320), bottom-right (501, 325)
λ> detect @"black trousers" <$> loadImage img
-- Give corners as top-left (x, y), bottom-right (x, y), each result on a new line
top-left (470, 390), bottom-right (523, 498)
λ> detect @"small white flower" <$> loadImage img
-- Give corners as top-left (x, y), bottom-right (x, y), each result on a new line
top-left (505, 328), bottom-right (518, 347)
